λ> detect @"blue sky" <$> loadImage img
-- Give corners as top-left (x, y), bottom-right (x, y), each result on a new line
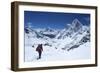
top-left (24, 11), bottom-right (90, 29)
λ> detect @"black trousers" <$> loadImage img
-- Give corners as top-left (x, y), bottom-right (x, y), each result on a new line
top-left (38, 51), bottom-right (42, 59)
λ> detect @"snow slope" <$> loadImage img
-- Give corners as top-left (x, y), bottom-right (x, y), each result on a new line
top-left (25, 41), bottom-right (90, 62)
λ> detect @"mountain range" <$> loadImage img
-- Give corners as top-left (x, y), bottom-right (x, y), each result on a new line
top-left (24, 18), bottom-right (90, 51)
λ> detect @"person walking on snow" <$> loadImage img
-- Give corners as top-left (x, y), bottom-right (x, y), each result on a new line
top-left (36, 44), bottom-right (43, 59)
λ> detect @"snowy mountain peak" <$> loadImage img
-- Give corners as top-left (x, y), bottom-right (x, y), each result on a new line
top-left (44, 27), bottom-right (54, 32)
top-left (72, 19), bottom-right (82, 26)
top-left (70, 19), bottom-right (83, 33)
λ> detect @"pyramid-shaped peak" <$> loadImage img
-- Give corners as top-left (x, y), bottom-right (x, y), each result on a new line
top-left (72, 18), bottom-right (83, 27)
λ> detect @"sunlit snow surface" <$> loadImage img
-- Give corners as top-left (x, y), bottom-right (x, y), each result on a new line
top-left (24, 35), bottom-right (91, 62)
